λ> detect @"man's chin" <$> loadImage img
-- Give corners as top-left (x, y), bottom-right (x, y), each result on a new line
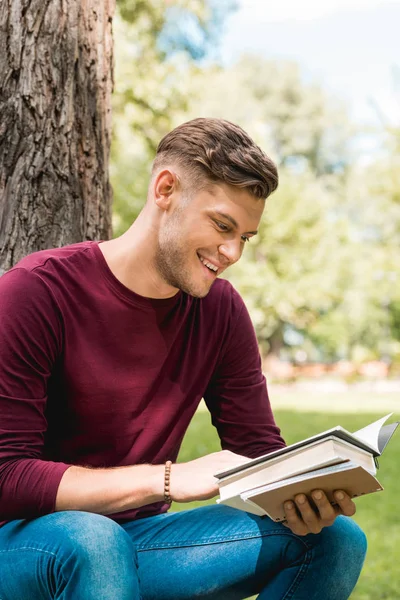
top-left (183, 279), bottom-right (215, 299)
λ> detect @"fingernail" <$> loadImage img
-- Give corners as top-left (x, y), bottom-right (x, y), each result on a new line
top-left (297, 495), bottom-right (306, 504)
top-left (336, 492), bottom-right (344, 500)
top-left (313, 491), bottom-right (322, 500)
top-left (285, 501), bottom-right (294, 510)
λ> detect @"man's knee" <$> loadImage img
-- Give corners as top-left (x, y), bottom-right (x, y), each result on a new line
top-left (44, 511), bottom-right (139, 598)
top-left (313, 515), bottom-right (367, 593)
top-left (46, 511), bottom-right (132, 558)
top-left (324, 516), bottom-right (367, 565)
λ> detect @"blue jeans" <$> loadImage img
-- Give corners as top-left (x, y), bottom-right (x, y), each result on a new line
top-left (0, 505), bottom-right (367, 599)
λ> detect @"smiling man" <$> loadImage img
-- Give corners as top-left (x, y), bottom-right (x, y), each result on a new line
top-left (0, 118), bottom-right (366, 599)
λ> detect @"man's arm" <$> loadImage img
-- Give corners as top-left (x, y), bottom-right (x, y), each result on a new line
top-left (204, 285), bottom-right (285, 458)
top-left (0, 268), bottom-right (72, 520)
top-left (55, 450), bottom-right (250, 514)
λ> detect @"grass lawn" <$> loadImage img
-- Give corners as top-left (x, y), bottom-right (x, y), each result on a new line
top-left (173, 408), bottom-right (400, 600)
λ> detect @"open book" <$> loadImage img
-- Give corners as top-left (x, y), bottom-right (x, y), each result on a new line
top-left (215, 414), bottom-right (399, 521)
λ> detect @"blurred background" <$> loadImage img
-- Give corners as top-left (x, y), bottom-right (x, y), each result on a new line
top-left (110, 2), bottom-right (399, 597)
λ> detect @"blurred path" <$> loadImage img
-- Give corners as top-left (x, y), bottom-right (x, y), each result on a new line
top-left (198, 381), bottom-right (399, 414)
top-left (270, 381), bottom-right (399, 413)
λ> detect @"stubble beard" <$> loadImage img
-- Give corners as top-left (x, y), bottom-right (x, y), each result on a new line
top-left (154, 236), bottom-right (212, 299)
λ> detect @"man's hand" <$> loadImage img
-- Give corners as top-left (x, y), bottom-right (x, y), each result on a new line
top-left (169, 450), bottom-right (249, 503)
top-left (283, 490), bottom-right (356, 536)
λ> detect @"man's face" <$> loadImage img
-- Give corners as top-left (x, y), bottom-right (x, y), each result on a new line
top-left (154, 182), bottom-right (264, 298)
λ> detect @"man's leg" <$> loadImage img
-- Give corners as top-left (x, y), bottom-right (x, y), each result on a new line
top-left (123, 505), bottom-right (367, 600)
top-left (0, 511), bottom-right (140, 600)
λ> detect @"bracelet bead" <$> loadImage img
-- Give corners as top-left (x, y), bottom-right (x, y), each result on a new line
top-left (164, 460), bottom-right (172, 504)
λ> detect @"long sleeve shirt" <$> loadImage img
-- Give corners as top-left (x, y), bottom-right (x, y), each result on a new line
top-left (0, 241), bottom-right (285, 526)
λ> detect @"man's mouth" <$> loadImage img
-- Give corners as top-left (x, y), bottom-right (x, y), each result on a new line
top-left (197, 253), bottom-right (219, 274)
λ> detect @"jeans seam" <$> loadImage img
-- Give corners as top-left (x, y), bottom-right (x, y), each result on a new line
top-left (136, 529), bottom-right (309, 552)
top-left (282, 546), bottom-right (313, 600)
top-left (0, 546), bottom-right (60, 555)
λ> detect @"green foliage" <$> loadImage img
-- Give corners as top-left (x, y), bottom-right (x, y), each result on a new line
top-left (226, 169), bottom-right (345, 353)
top-left (174, 407), bottom-right (400, 599)
top-left (339, 128), bottom-right (400, 359)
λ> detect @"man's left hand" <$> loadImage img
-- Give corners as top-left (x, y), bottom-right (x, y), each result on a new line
top-left (282, 490), bottom-right (356, 536)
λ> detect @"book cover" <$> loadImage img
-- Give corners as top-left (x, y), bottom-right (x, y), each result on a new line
top-left (241, 462), bottom-right (383, 522)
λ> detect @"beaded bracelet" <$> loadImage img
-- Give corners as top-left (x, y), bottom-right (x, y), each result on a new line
top-left (164, 460), bottom-right (172, 504)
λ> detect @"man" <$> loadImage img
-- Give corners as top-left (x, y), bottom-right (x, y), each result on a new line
top-left (0, 118), bottom-right (366, 599)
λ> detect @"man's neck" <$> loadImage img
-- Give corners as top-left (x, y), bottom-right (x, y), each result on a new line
top-left (98, 220), bottom-right (179, 300)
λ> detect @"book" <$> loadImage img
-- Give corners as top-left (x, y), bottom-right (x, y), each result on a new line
top-left (242, 462), bottom-right (383, 522)
top-left (215, 413), bottom-right (399, 520)
top-left (218, 437), bottom-right (376, 501)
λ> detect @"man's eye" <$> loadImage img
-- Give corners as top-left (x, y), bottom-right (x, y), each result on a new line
top-left (216, 221), bottom-right (229, 232)
top-left (241, 235), bottom-right (250, 243)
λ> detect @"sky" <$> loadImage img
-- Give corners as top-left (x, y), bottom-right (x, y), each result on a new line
top-left (220, 0), bottom-right (400, 127)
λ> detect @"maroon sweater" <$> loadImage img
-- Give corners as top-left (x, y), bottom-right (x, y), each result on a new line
top-left (0, 241), bottom-right (285, 525)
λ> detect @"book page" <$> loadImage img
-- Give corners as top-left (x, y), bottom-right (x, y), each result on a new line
top-left (352, 414), bottom-right (393, 454)
top-left (377, 422), bottom-right (400, 454)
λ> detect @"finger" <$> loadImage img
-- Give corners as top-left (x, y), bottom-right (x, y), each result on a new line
top-left (284, 501), bottom-right (309, 536)
top-left (311, 490), bottom-right (337, 526)
top-left (294, 494), bottom-right (322, 534)
top-left (333, 490), bottom-right (356, 517)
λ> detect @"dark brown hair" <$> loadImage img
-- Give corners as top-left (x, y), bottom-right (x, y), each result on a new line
top-left (152, 118), bottom-right (278, 199)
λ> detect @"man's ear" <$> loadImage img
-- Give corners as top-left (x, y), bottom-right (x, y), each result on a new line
top-left (154, 169), bottom-right (179, 210)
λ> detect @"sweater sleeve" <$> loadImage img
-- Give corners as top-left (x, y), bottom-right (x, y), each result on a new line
top-left (204, 287), bottom-right (286, 459)
top-left (0, 268), bottom-right (71, 521)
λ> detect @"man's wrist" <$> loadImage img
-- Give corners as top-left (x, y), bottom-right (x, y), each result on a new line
top-left (141, 464), bottom-right (166, 504)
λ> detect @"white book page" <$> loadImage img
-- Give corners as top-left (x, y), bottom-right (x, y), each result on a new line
top-left (352, 413), bottom-right (393, 454)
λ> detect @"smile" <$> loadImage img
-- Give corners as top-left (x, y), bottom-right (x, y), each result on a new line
top-left (198, 254), bottom-right (218, 273)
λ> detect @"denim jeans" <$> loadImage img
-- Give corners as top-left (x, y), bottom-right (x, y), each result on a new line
top-left (0, 505), bottom-right (367, 599)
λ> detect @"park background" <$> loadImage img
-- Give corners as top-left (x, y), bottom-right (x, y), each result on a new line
top-left (1, 0), bottom-right (400, 598)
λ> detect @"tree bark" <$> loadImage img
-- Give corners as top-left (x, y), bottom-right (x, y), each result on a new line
top-left (0, 0), bottom-right (115, 273)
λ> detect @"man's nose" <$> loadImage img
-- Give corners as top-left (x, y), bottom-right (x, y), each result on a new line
top-left (218, 240), bottom-right (243, 265)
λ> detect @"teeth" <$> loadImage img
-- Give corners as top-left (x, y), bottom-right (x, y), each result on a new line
top-left (199, 256), bottom-right (218, 272)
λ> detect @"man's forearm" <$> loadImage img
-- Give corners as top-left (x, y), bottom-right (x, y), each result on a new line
top-left (55, 464), bottom-right (165, 515)
top-left (55, 450), bottom-right (250, 515)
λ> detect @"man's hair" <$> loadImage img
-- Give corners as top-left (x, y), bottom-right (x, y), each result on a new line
top-left (152, 118), bottom-right (278, 200)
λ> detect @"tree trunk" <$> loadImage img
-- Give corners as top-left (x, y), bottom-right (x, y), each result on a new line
top-left (0, 0), bottom-right (115, 273)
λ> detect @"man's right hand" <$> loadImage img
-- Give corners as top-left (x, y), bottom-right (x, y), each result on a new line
top-left (169, 450), bottom-right (249, 502)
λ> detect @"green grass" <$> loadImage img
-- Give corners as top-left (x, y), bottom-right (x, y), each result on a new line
top-left (173, 409), bottom-right (400, 600)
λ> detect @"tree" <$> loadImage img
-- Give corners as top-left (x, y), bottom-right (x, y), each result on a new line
top-left (0, 0), bottom-right (115, 273)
